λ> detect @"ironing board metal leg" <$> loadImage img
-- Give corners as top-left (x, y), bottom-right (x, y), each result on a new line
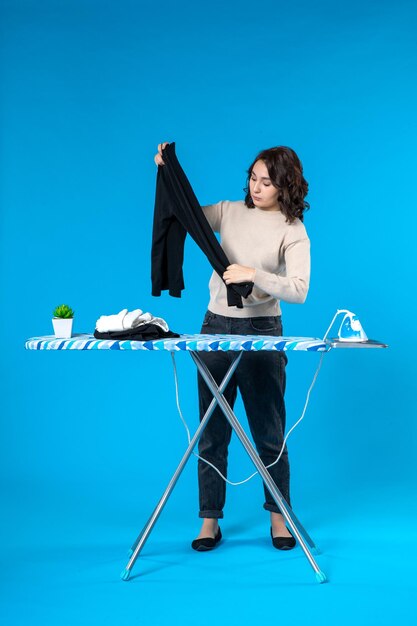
top-left (276, 506), bottom-right (318, 552)
top-left (268, 488), bottom-right (318, 551)
top-left (191, 352), bottom-right (327, 583)
top-left (122, 352), bottom-right (243, 580)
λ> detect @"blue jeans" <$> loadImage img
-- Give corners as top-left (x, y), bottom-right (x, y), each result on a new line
top-left (197, 310), bottom-right (290, 519)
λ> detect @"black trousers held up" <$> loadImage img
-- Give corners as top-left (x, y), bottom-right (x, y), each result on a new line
top-left (151, 142), bottom-right (253, 308)
top-left (197, 311), bottom-right (290, 518)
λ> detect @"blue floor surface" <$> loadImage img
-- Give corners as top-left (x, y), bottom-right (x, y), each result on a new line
top-left (1, 487), bottom-right (416, 626)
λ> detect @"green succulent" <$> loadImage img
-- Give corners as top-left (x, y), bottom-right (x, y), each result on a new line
top-left (52, 304), bottom-right (75, 319)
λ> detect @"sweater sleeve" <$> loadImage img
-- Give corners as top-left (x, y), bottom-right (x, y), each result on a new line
top-left (201, 201), bottom-right (224, 233)
top-left (253, 233), bottom-right (311, 304)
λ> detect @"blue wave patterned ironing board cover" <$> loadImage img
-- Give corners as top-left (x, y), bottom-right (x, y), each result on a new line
top-left (25, 333), bottom-right (329, 352)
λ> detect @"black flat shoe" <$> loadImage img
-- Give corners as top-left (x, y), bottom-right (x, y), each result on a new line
top-left (191, 526), bottom-right (222, 552)
top-left (270, 526), bottom-right (296, 550)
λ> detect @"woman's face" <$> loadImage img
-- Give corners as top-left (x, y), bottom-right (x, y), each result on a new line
top-left (249, 159), bottom-right (280, 211)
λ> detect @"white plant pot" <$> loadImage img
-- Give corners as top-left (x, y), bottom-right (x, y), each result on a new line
top-left (52, 317), bottom-right (74, 338)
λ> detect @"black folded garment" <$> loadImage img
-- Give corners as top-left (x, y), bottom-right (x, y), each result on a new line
top-left (94, 324), bottom-right (180, 341)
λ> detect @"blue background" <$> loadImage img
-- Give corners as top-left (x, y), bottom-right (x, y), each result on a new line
top-left (1, 0), bottom-right (416, 624)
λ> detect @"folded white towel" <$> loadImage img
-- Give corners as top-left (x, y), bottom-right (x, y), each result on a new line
top-left (132, 312), bottom-right (169, 332)
top-left (96, 309), bottom-right (128, 332)
top-left (95, 308), bottom-right (170, 333)
top-left (122, 308), bottom-right (143, 329)
top-left (132, 312), bottom-right (152, 326)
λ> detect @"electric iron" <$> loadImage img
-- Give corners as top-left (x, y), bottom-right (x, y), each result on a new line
top-left (335, 309), bottom-right (368, 342)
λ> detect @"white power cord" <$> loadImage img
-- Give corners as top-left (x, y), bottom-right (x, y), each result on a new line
top-left (322, 308), bottom-right (346, 341)
top-left (170, 345), bottom-right (327, 486)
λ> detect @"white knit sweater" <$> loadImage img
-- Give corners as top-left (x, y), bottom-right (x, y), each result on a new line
top-left (202, 200), bottom-right (311, 317)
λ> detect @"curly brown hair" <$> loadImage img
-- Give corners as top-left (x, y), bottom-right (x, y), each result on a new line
top-left (243, 146), bottom-right (310, 224)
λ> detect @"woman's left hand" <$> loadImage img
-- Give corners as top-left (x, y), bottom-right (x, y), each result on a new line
top-left (223, 264), bottom-right (256, 284)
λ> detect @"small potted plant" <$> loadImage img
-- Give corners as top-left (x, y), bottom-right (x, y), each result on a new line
top-left (52, 304), bottom-right (75, 338)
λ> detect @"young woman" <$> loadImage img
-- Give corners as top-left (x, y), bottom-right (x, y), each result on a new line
top-left (154, 142), bottom-right (310, 551)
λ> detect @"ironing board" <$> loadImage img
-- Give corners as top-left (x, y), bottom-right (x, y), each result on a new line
top-left (25, 332), bottom-right (387, 584)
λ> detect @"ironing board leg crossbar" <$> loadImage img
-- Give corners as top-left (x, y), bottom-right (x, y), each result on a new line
top-left (121, 350), bottom-right (327, 584)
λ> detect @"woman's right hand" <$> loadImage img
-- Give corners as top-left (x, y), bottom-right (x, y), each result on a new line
top-left (154, 142), bottom-right (169, 166)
